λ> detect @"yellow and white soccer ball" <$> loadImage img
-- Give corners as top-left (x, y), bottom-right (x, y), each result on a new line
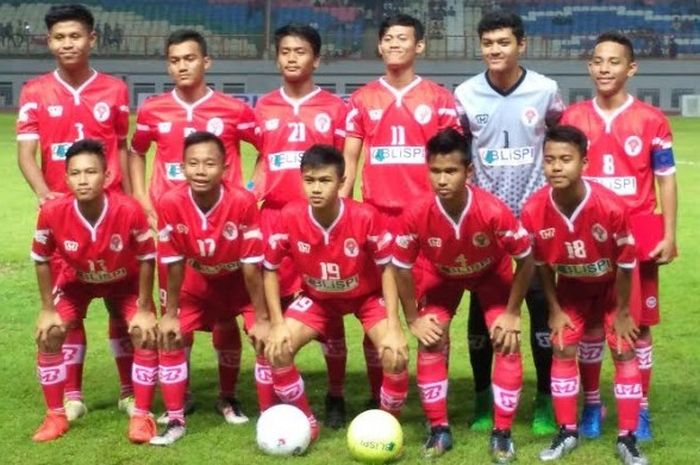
top-left (347, 409), bottom-right (403, 463)
top-left (256, 404), bottom-right (311, 456)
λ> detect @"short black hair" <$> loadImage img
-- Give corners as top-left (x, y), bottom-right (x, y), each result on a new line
top-left (167, 29), bottom-right (208, 57)
top-left (544, 125), bottom-right (588, 159)
top-left (183, 131), bottom-right (225, 161)
top-left (65, 139), bottom-right (106, 169)
top-left (45, 4), bottom-right (94, 31)
top-left (594, 31), bottom-right (635, 62)
top-left (379, 14), bottom-right (424, 42)
top-left (477, 10), bottom-right (524, 43)
top-left (300, 144), bottom-right (344, 178)
top-left (274, 23), bottom-right (322, 57)
top-left (426, 128), bottom-right (472, 167)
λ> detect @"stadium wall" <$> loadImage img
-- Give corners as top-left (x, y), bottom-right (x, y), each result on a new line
top-left (3, 58), bottom-right (699, 112)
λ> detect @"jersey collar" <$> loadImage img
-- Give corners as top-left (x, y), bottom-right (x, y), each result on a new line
top-left (171, 87), bottom-right (214, 122)
top-left (434, 186), bottom-right (473, 240)
top-left (73, 194), bottom-right (109, 242)
top-left (379, 75), bottom-right (422, 106)
top-left (592, 94), bottom-right (634, 133)
top-left (308, 198), bottom-right (345, 245)
top-left (484, 67), bottom-right (527, 97)
top-left (53, 69), bottom-right (99, 105)
top-left (188, 185), bottom-right (224, 231)
top-left (279, 86), bottom-right (322, 116)
top-left (548, 180), bottom-right (591, 232)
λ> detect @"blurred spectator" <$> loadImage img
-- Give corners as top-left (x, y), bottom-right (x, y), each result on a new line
top-left (669, 36), bottom-right (678, 59)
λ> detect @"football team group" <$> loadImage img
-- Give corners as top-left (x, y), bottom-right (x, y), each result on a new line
top-left (18, 4), bottom-right (676, 465)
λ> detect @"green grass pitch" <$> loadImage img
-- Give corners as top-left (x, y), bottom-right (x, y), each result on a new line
top-left (0, 113), bottom-right (698, 464)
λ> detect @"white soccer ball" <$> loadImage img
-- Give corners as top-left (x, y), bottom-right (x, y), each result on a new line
top-left (256, 404), bottom-right (311, 456)
top-left (347, 409), bottom-right (403, 463)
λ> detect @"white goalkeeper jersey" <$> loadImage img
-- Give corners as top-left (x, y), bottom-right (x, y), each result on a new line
top-left (454, 68), bottom-right (564, 216)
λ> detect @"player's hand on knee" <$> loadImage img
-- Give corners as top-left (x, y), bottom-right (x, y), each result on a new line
top-left (129, 310), bottom-right (158, 349)
top-left (490, 312), bottom-right (521, 355)
top-left (613, 312), bottom-right (640, 355)
top-left (649, 237), bottom-right (675, 265)
top-left (265, 322), bottom-right (293, 366)
top-left (248, 318), bottom-right (271, 355)
top-left (548, 309), bottom-right (576, 351)
top-left (380, 326), bottom-right (409, 372)
top-left (409, 314), bottom-right (443, 347)
top-left (158, 313), bottom-right (182, 350)
top-left (35, 309), bottom-right (66, 350)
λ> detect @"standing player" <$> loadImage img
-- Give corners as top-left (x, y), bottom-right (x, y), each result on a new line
top-left (342, 14), bottom-right (460, 405)
top-left (264, 145), bottom-right (409, 442)
top-left (393, 129), bottom-right (533, 462)
top-left (31, 140), bottom-right (159, 443)
top-left (453, 10), bottom-right (564, 434)
top-left (17, 4), bottom-right (135, 421)
top-left (561, 32), bottom-right (677, 441)
top-left (152, 132), bottom-right (270, 446)
top-left (522, 126), bottom-right (647, 465)
top-left (254, 23), bottom-right (356, 427)
top-left (129, 29), bottom-right (260, 424)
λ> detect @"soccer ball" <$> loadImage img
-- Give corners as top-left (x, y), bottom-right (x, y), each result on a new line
top-left (256, 404), bottom-right (311, 456)
top-left (347, 409), bottom-right (403, 463)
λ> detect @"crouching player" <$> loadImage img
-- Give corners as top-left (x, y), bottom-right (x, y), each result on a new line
top-left (263, 144), bottom-right (409, 442)
top-left (520, 126), bottom-right (647, 465)
top-left (31, 139), bottom-right (158, 443)
top-left (153, 131), bottom-right (270, 445)
top-left (392, 129), bottom-right (533, 463)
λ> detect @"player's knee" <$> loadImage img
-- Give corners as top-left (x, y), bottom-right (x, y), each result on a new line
top-left (130, 327), bottom-right (156, 350)
top-left (380, 352), bottom-right (407, 373)
top-left (611, 349), bottom-right (636, 362)
top-left (637, 326), bottom-right (651, 339)
top-left (553, 345), bottom-right (577, 359)
top-left (583, 326), bottom-right (604, 339)
top-left (41, 326), bottom-right (66, 353)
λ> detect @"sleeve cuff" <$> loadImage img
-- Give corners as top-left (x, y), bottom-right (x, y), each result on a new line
top-left (391, 257), bottom-right (414, 269)
top-left (160, 255), bottom-right (184, 264)
top-left (30, 251), bottom-right (51, 262)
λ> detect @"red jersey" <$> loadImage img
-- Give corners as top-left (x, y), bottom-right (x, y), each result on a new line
top-left (131, 89), bottom-right (260, 202)
top-left (31, 192), bottom-right (155, 283)
top-left (345, 77), bottom-right (461, 210)
top-left (392, 186), bottom-right (531, 280)
top-left (16, 70), bottom-right (129, 193)
top-left (561, 96), bottom-right (675, 216)
top-left (521, 181), bottom-right (637, 284)
top-left (255, 87), bottom-right (347, 207)
top-left (157, 184), bottom-right (264, 278)
top-left (264, 199), bottom-right (393, 300)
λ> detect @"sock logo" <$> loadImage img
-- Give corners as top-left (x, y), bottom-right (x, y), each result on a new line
top-left (492, 385), bottom-right (521, 413)
top-left (614, 383), bottom-right (642, 399)
top-left (418, 381), bottom-right (448, 402)
top-left (62, 344), bottom-right (86, 365)
top-left (38, 365), bottom-right (66, 385)
top-left (274, 379), bottom-right (304, 402)
top-left (217, 350), bottom-right (241, 368)
top-left (635, 346), bottom-right (653, 369)
top-left (132, 365), bottom-right (158, 385)
top-left (578, 342), bottom-right (604, 363)
top-left (255, 363), bottom-right (273, 384)
top-left (159, 363), bottom-right (187, 384)
top-left (535, 332), bottom-right (552, 348)
top-left (321, 339), bottom-right (347, 357)
top-left (380, 389), bottom-right (407, 410)
top-left (551, 377), bottom-right (579, 397)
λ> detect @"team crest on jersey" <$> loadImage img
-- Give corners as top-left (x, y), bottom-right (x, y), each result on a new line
top-left (93, 102), bottom-right (110, 122)
top-left (176, 223), bottom-right (189, 234)
top-left (521, 106), bottom-right (539, 126)
top-left (428, 237), bottom-right (442, 247)
top-left (314, 112), bottom-right (331, 133)
top-left (395, 234), bottom-right (411, 249)
top-left (476, 113), bottom-right (489, 125)
top-left (472, 232), bottom-right (490, 247)
top-left (624, 136), bottom-right (643, 157)
top-left (110, 234), bottom-right (124, 252)
top-left (206, 117), bottom-right (224, 136)
top-left (265, 118), bottom-right (279, 131)
top-left (48, 105), bottom-right (63, 117)
top-left (591, 223), bottom-right (608, 242)
top-left (297, 241), bottom-right (311, 254)
top-left (414, 104), bottom-right (433, 125)
top-left (344, 238), bottom-right (359, 257)
top-left (539, 228), bottom-right (555, 240)
top-left (223, 221), bottom-right (238, 241)
top-left (158, 122), bottom-right (172, 133)
top-left (369, 109), bottom-right (383, 121)
top-left (64, 240), bottom-right (79, 252)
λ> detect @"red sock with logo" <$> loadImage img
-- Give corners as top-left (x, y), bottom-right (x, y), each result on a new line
top-left (63, 323), bottom-right (86, 402)
top-left (131, 349), bottom-right (158, 416)
top-left (551, 357), bottom-right (579, 428)
top-left (614, 358), bottom-right (642, 434)
top-left (159, 349), bottom-right (188, 425)
top-left (38, 351), bottom-right (67, 412)
top-left (417, 351), bottom-right (448, 426)
top-left (254, 355), bottom-right (278, 412)
top-left (492, 353), bottom-right (523, 430)
top-left (578, 334), bottom-right (604, 405)
top-left (109, 318), bottom-right (134, 398)
top-left (213, 323), bottom-right (242, 399)
top-left (380, 370), bottom-right (409, 418)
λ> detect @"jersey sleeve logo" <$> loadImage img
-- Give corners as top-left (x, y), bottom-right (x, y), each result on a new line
top-left (223, 221), bottom-right (238, 241)
top-left (93, 102), bottom-right (111, 122)
top-left (109, 234), bottom-right (124, 252)
top-left (591, 223), bottom-right (608, 242)
top-left (539, 228), bottom-right (555, 240)
top-left (297, 241), bottom-right (311, 254)
top-left (414, 104), bottom-right (433, 125)
top-left (63, 240), bottom-right (79, 252)
top-left (344, 238), bottom-right (359, 257)
top-left (176, 223), bottom-right (189, 234)
top-left (265, 118), bottom-right (279, 131)
top-left (521, 106), bottom-right (539, 127)
top-left (472, 232), bottom-right (490, 247)
top-left (428, 237), bottom-right (442, 247)
top-left (624, 136), bottom-right (643, 157)
top-left (158, 122), bottom-right (172, 134)
top-left (206, 117), bottom-right (224, 136)
top-left (476, 113), bottom-right (489, 125)
top-left (314, 113), bottom-right (331, 133)
top-left (48, 105), bottom-right (64, 117)
top-left (369, 109), bottom-right (383, 121)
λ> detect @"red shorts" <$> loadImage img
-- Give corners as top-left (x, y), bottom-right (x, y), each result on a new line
top-left (414, 256), bottom-right (512, 328)
top-left (284, 292), bottom-right (387, 338)
top-left (260, 205), bottom-right (302, 298)
top-left (53, 275), bottom-right (144, 324)
top-left (179, 270), bottom-right (256, 334)
top-left (630, 262), bottom-right (660, 327)
top-left (555, 279), bottom-right (634, 352)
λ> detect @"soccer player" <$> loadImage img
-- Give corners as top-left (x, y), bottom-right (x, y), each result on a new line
top-left (254, 23), bottom-right (354, 427)
top-left (561, 32), bottom-right (677, 441)
top-left (129, 29), bottom-right (260, 424)
top-left (393, 129), bottom-right (533, 462)
top-left (342, 13), bottom-right (460, 405)
top-left (31, 139), bottom-right (158, 443)
top-left (17, 4), bottom-right (135, 422)
top-left (263, 144), bottom-right (409, 442)
top-left (153, 131), bottom-right (270, 446)
top-left (521, 125), bottom-right (648, 465)
top-left (453, 10), bottom-right (564, 434)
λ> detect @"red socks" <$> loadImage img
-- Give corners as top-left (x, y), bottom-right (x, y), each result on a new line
top-left (492, 353), bottom-right (522, 430)
top-left (363, 336), bottom-right (382, 402)
top-left (417, 351), bottom-right (448, 426)
top-left (551, 357), bottom-right (579, 428)
top-left (635, 337), bottom-right (652, 410)
top-left (132, 349), bottom-right (158, 416)
top-left (380, 370), bottom-right (409, 417)
top-left (108, 318), bottom-right (134, 398)
top-left (271, 365), bottom-right (316, 427)
top-left (159, 349), bottom-right (188, 425)
top-left (63, 323), bottom-right (86, 401)
top-left (213, 323), bottom-right (242, 399)
top-left (614, 358), bottom-right (642, 434)
top-left (254, 355), bottom-right (278, 412)
top-left (578, 334), bottom-right (604, 405)
top-left (38, 351), bottom-right (66, 412)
